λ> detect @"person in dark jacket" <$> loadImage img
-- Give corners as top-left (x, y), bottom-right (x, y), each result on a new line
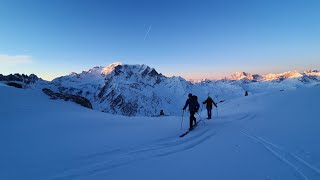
top-left (160, 110), bottom-right (164, 116)
top-left (203, 96), bottom-right (217, 119)
top-left (183, 93), bottom-right (200, 130)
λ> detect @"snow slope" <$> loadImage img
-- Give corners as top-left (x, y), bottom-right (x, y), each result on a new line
top-left (1, 84), bottom-right (320, 180)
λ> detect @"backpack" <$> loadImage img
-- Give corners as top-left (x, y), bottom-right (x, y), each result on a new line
top-left (192, 95), bottom-right (200, 111)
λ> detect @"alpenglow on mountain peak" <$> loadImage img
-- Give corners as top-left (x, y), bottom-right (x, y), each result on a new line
top-left (229, 72), bottom-right (262, 81)
top-left (101, 62), bottom-right (123, 75)
top-left (61, 63), bottom-right (162, 86)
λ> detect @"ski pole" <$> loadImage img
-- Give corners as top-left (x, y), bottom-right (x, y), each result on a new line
top-left (216, 106), bottom-right (219, 118)
top-left (197, 112), bottom-right (205, 124)
top-left (197, 112), bottom-right (201, 120)
top-left (181, 110), bottom-right (185, 129)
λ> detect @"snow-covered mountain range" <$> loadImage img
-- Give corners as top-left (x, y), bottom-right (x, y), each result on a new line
top-left (229, 70), bottom-right (319, 81)
top-left (1, 63), bottom-right (319, 116)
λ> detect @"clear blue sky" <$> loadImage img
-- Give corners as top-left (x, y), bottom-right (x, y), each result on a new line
top-left (1, 0), bottom-right (319, 80)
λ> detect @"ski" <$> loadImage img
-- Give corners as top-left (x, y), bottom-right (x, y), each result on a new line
top-left (179, 130), bottom-right (191, 137)
top-left (179, 119), bottom-right (203, 138)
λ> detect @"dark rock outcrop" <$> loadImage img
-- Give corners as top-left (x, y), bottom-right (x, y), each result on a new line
top-left (42, 88), bottom-right (93, 109)
top-left (0, 73), bottom-right (39, 84)
top-left (6, 82), bottom-right (23, 88)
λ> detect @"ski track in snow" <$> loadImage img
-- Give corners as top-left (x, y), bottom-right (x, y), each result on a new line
top-left (52, 114), bottom-right (256, 180)
top-left (52, 127), bottom-right (215, 179)
top-left (241, 131), bottom-right (320, 180)
top-left (76, 129), bottom-right (209, 163)
top-left (51, 113), bottom-right (256, 180)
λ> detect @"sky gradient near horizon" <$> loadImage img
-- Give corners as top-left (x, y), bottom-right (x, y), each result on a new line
top-left (1, 0), bottom-right (320, 80)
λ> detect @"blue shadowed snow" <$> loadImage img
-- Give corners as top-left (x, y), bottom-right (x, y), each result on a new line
top-left (0, 85), bottom-right (320, 180)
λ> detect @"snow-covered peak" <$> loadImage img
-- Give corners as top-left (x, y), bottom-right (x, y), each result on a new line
top-left (228, 70), bottom-right (314, 82)
top-left (229, 72), bottom-right (262, 81)
top-left (66, 62), bottom-right (123, 77)
top-left (230, 72), bottom-right (251, 80)
top-left (86, 66), bottom-right (104, 74)
top-left (69, 62), bottom-right (157, 78)
top-left (304, 70), bottom-right (320, 76)
top-left (54, 63), bottom-right (162, 86)
top-left (264, 71), bottom-right (303, 81)
top-left (67, 66), bottom-right (104, 77)
top-left (69, 72), bottom-right (79, 76)
top-left (101, 62), bottom-right (123, 75)
top-left (111, 64), bottom-right (161, 78)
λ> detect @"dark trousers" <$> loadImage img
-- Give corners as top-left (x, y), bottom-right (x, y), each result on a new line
top-left (207, 107), bottom-right (212, 119)
top-left (189, 110), bottom-right (197, 129)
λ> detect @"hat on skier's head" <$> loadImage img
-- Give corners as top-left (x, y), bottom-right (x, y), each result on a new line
top-left (188, 93), bottom-right (192, 98)
top-left (208, 96), bottom-right (211, 99)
